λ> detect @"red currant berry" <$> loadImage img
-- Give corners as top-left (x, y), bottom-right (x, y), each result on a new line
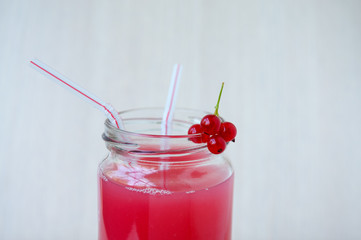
top-left (201, 133), bottom-right (210, 143)
top-left (219, 122), bottom-right (237, 142)
top-left (200, 114), bottom-right (221, 135)
top-left (188, 124), bottom-right (203, 143)
top-left (207, 135), bottom-right (227, 154)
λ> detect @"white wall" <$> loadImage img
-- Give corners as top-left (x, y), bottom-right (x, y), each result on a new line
top-left (0, 0), bottom-right (360, 239)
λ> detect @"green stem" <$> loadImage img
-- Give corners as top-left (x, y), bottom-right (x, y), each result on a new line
top-left (214, 82), bottom-right (224, 117)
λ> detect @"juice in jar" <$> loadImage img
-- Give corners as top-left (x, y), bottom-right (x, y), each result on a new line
top-left (98, 156), bottom-right (233, 240)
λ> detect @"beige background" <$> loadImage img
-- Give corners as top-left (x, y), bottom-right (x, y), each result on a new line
top-left (1, 0), bottom-right (361, 239)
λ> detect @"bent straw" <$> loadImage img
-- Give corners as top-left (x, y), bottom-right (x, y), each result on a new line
top-left (29, 59), bottom-right (123, 129)
top-left (161, 64), bottom-right (183, 135)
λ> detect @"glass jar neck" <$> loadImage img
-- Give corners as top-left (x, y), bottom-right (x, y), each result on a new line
top-left (102, 108), bottom-right (218, 164)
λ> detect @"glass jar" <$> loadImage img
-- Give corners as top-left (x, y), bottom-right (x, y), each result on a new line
top-left (98, 108), bottom-right (234, 240)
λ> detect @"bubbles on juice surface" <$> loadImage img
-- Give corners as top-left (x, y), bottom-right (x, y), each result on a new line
top-left (100, 173), bottom-right (108, 182)
top-left (125, 187), bottom-right (172, 195)
top-left (185, 190), bottom-right (195, 194)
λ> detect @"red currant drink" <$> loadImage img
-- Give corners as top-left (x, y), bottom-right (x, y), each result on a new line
top-left (99, 162), bottom-right (233, 239)
top-left (98, 108), bottom-right (234, 240)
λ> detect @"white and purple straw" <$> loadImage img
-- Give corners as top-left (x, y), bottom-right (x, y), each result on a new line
top-left (29, 59), bottom-right (123, 129)
top-left (161, 64), bottom-right (183, 135)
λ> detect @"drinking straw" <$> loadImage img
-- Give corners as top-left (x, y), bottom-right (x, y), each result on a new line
top-left (161, 64), bottom-right (183, 135)
top-left (29, 59), bottom-right (123, 129)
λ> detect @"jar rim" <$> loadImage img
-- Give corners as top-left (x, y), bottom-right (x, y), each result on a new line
top-left (104, 107), bottom-right (217, 139)
top-left (102, 107), bottom-right (224, 154)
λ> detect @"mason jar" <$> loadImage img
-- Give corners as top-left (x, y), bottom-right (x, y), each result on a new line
top-left (98, 108), bottom-right (234, 240)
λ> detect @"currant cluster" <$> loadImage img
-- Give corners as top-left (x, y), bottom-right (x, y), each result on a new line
top-left (188, 83), bottom-right (237, 154)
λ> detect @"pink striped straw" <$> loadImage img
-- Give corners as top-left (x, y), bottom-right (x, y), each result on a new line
top-left (29, 59), bottom-right (123, 129)
top-left (161, 64), bottom-right (183, 135)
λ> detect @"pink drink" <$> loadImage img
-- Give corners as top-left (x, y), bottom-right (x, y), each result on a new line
top-left (98, 159), bottom-right (234, 240)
